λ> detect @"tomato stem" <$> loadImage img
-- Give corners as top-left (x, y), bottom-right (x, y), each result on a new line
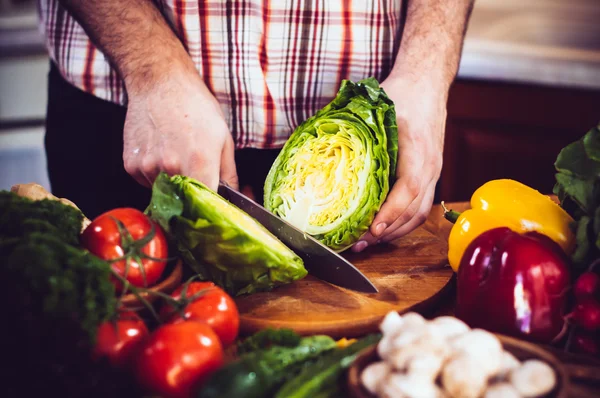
top-left (111, 271), bottom-right (161, 323)
top-left (160, 276), bottom-right (214, 321)
top-left (109, 216), bottom-right (172, 266)
top-left (180, 274), bottom-right (203, 299)
top-left (107, 216), bottom-right (174, 292)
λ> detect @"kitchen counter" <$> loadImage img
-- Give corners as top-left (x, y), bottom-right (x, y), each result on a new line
top-left (424, 201), bottom-right (600, 398)
top-left (457, 0), bottom-right (600, 91)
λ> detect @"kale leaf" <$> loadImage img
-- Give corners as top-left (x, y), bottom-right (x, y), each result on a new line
top-left (0, 191), bottom-right (136, 397)
top-left (554, 122), bottom-right (600, 270)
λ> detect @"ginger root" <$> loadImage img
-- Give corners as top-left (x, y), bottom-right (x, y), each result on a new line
top-left (10, 183), bottom-right (91, 231)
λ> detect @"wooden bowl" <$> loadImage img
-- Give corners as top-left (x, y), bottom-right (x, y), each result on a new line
top-left (120, 259), bottom-right (184, 310)
top-left (347, 334), bottom-right (570, 398)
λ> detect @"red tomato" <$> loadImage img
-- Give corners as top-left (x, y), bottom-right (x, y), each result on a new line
top-left (81, 208), bottom-right (168, 290)
top-left (93, 310), bottom-right (149, 369)
top-left (133, 321), bottom-right (224, 398)
top-left (572, 329), bottom-right (600, 356)
top-left (573, 299), bottom-right (600, 332)
top-left (574, 272), bottom-right (600, 302)
top-left (160, 281), bottom-right (240, 347)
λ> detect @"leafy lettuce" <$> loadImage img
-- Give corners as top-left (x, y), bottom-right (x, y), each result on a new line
top-left (146, 173), bottom-right (307, 296)
top-left (554, 122), bottom-right (600, 269)
top-left (264, 77), bottom-right (398, 251)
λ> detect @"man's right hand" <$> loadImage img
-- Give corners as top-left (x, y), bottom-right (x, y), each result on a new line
top-left (122, 66), bottom-right (238, 192)
top-left (58, 0), bottom-right (237, 192)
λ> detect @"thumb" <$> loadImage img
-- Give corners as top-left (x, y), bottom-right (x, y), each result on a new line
top-left (220, 134), bottom-right (239, 190)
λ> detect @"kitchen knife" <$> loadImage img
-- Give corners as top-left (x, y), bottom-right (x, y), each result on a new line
top-left (217, 182), bottom-right (378, 293)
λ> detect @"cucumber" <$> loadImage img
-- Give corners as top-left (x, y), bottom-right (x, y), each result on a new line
top-left (196, 335), bottom-right (337, 398)
top-left (236, 327), bottom-right (301, 355)
top-left (274, 334), bottom-right (381, 398)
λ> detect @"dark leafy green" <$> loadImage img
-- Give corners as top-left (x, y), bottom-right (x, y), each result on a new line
top-left (0, 192), bottom-right (116, 341)
top-left (236, 327), bottom-right (302, 355)
top-left (274, 333), bottom-right (381, 398)
top-left (554, 122), bottom-right (600, 269)
top-left (0, 190), bottom-right (83, 245)
top-left (196, 335), bottom-right (337, 398)
top-left (0, 191), bottom-right (133, 398)
top-left (4, 232), bottom-right (117, 339)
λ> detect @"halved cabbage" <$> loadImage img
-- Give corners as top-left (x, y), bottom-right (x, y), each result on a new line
top-left (146, 173), bottom-right (307, 296)
top-left (264, 77), bottom-right (398, 251)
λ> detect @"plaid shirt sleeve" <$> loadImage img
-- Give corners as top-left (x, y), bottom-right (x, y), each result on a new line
top-left (38, 0), bottom-right (402, 149)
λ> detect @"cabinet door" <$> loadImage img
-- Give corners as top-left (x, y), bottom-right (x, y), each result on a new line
top-left (440, 121), bottom-right (578, 202)
top-left (440, 80), bottom-right (600, 202)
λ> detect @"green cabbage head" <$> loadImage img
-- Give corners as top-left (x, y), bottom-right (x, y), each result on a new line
top-left (146, 173), bottom-right (307, 296)
top-left (264, 77), bottom-right (398, 252)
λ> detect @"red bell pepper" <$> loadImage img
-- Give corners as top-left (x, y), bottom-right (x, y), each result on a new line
top-left (456, 227), bottom-right (571, 344)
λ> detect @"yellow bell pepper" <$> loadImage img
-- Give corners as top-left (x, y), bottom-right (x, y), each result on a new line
top-left (335, 337), bottom-right (357, 348)
top-left (443, 179), bottom-right (576, 272)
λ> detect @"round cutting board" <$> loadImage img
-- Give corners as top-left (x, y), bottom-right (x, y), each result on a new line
top-left (234, 226), bottom-right (454, 338)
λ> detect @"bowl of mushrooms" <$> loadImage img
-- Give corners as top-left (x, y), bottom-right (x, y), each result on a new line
top-left (347, 312), bottom-right (569, 398)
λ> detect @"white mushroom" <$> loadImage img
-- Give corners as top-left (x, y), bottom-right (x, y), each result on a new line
top-left (390, 324), bottom-right (428, 350)
top-left (380, 311), bottom-right (404, 337)
top-left (420, 322), bottom-right (452, 344)
top-left (430, 316), bottom-right (470, 340)
top-left (449, 329), bottom-right (503, 376)
top-left (361, 361), bottom-right (392, 395)
top-left (406, 351), bottom-right (445, 382)
top-left (509, 360), bottom-right (556, 397)
top-left (377, 335), bottom-right (395, 360)
top-left (494, 351), bottom-right (522, 379)
top-left (441, 355), bottom-right (489, 398)
top-left (389, 330), bottom-right (450, 370)
top-left (392, 322), bottom-right (449, 353)
top-left (381, 373), bottom-right (445, 398)
top-left (388, 346), bottom-right (418, 371)
top-left (401, 312), bottom-right (427, 328)
top-left (484, 382), bottom-right (523, 398)
top-left (388, 343), bottom-right (438, 372)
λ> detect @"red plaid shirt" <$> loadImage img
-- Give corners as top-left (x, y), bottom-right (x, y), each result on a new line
top-left (38, 0), bottom-right (402, 149)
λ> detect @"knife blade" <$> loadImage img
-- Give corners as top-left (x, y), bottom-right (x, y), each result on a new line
top-left (217, 182), bottom-right (378, 293)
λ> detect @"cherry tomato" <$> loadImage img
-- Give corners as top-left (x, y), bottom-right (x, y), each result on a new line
top-left (133, 321), bottom-right (224, 398)
top-left (92, 310), bottom-right (149, 369)
top-left (81, 208), bottom-right (168, 290)
top-left (571, 329), bottom-right (600, 356)
top-left (160, 281), bottom-right (240, 347)
top-left (574, 271), bottom-right (600, 302)
top-left (572, 299), bottom-right (600, 331)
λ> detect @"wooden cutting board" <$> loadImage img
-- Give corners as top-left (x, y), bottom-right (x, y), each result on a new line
top-left (234, 225), bottom-right (454, 339)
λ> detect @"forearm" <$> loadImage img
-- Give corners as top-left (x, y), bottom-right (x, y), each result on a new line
top-left (58, 0), bottom-right (197, 95)
top-left (389, 0), bottom-right (474, 93)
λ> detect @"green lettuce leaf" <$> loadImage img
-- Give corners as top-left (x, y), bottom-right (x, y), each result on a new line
top-left (263, 77), bottom-right (398, 251)
top-left (146, 173), bottom-right (307, 296)
top-left (553, 122), bottom-right (600, 269)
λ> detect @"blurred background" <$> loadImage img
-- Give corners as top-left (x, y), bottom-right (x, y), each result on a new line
top-left (0, 0), bottom-right (599, 201)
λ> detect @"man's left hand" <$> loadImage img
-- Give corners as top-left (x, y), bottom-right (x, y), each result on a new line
top-left (351, 76), bottom-right (448, 252)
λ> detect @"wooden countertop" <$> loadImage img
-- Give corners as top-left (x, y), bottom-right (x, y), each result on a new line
top-left (424, 202), bottom-right (600, 397)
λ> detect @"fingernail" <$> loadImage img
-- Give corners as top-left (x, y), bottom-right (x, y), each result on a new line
top-left (353, 240), bottom-right (368, 253)
top-left (375, 223), bottom-right (387, 236)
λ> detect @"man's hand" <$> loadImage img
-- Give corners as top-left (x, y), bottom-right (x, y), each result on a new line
top-left (351, 0), bottom-right (474, 252)
top-left (123, 66), bottom-right (238, 191)
top-left (352, 77), bottom-right (447, 252)
top-left (58, 0), bottom-right (237, 191)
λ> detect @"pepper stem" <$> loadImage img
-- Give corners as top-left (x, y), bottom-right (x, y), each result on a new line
top-left (441, 201), bottom-right (461, 224)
